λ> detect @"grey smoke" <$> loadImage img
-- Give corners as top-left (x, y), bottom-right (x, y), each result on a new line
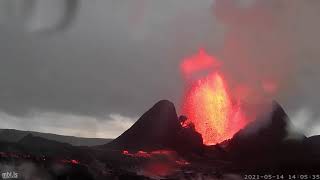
top-left (212, 0), bottom-right (320, 136)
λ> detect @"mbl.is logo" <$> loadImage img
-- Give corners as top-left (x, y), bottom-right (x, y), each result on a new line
top-left (1, 171), bottom-right (18, 179)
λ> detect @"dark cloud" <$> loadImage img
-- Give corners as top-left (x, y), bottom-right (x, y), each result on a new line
top-left (0, 0), bottom-right (218, 118)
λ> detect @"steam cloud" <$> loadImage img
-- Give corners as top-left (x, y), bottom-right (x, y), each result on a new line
top-left (211, 0), bottom-right (320, 136)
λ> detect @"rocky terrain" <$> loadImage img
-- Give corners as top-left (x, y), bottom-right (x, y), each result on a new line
top-left (1, 100), bottom-right (320, 179)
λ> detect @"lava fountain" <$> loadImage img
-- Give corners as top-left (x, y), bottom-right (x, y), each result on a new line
top-left (181, 49), bottom-right (247, 145)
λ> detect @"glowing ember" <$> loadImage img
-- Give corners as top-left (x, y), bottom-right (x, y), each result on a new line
top-left (122, 149), bottom-right (189, 178)
top-left (122, 150), bottom-right (176, 159)
top-left (122, 150), bottom-right (151, 158)
top-left (121, 150), bottom-right (189, 165)
top-left (61, 159), bottom-right (80, 165)
top-left (71, 159), bottom-right (80, 164)
top-left (181, 49), bottom-right (247, 145)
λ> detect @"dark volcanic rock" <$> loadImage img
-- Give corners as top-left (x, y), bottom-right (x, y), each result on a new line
top-left (227, 101), bottom-right (289, 153)
top-left (305, 135), bottom-right (320, 148)
top-left (173, 118), bottom-right (204, 155)
top-left (226, 101), bottom-right (291, 159)
top-left (105, 100), bottom-right (204, 153)
top-left (304, 135), bottom-right (320, 159)
top-left (224, 101), bottom-right (313, 172)
top-left (106, 100), bottom-right (181, 151)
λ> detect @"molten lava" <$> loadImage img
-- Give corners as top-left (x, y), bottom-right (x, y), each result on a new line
top-left (181, 49), bottom-right (247, 145)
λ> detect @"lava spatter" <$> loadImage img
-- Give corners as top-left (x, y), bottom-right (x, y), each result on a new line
top-left (181, 50), bottom-right (247, 145)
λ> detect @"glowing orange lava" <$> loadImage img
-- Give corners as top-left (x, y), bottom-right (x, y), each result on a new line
top-left (180, 48), bottom-right (220, 77)
top-left (181, 49), bottom-right (247, 145)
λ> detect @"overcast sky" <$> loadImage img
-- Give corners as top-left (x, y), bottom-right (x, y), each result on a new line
top-left (0, 0), bottom-right (319, 138)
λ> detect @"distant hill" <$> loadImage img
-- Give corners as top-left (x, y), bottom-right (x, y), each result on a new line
top-left (0, 129), bottom-right (112, 146)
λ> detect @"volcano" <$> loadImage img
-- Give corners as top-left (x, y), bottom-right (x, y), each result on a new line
top-left (106, 100), bottom-right (180, 150)
top-left (105, 99), bottom-right (299, 158)
top-left (1, 100), bottom-right (320, 179)
top-left (224, 101), bottom-right (294, 162)
top-left (105, 100), bottom-right (204, 153)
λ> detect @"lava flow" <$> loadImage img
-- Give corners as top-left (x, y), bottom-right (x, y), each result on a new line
top-left (181, 49), bottom-right (247, 145)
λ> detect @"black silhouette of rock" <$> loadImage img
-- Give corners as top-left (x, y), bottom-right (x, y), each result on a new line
top-left (219, 101), bottom-right (315, 173)
top-left (173, 116), bottom-right (204, 155)
top-left (226, 101), bottom-right (291, 158)
top-left (106, 100), bottom-right (181, 151)
top-left (305, 135), bottom-right (320, 149)
top-left (105, 100), bottom-right (204, 153)
top-left (304, 135), bottom-right (320, 161)
top-left (227, 101), bottom-right (288, 151)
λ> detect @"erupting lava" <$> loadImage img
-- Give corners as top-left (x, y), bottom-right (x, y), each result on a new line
top-left (181, 49), bottom-right (247, 145)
